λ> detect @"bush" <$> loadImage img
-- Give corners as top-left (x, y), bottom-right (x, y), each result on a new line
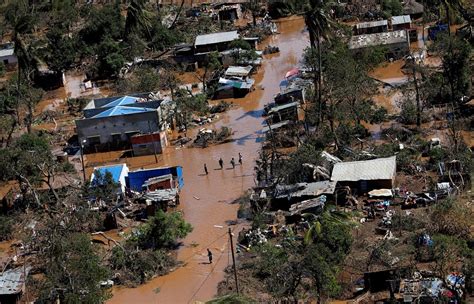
top-left (136, 210), bottom-right (193, 249)
top-left (0, 215), bottom-right (13, 241)
top-left (109, 247), bottom-right (174, 286)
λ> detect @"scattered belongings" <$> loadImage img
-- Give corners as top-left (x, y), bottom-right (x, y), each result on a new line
top-left (143, 188), bottom-right (179, 208)
top-left (193, 127), bottom-right (232, 148)
top-left (368, 189), bottom-right (393, 198)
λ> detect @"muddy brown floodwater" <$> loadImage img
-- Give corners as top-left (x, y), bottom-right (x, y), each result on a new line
top-left (107, 17), bottom-right (308, 304)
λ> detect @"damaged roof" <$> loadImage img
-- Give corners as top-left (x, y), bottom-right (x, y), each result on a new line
top-left (355, 20), bottom-right (388, 29)
top-left (195, 30), bottom-right (239, 46)
top-left (349, 30), bottom-right (408, 49)
top-left (331, 156), bottom-right (396, 182)
top-left (391, 15), bottom-right (412, 25)
top-left (0, 266), bottom-right (31, 295)
top-left (275, 181), bottom-right (337, 199)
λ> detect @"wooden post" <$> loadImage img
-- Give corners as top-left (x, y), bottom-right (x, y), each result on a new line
top-left (228, 227), bottom-right (240, 294)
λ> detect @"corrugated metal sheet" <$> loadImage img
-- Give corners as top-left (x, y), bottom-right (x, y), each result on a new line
top-left (195, 31), bottom-right (239, 46)
top-left (262, 120), bottom-right (290, 133)
top-left (275, 181), bottom-right (337, 199)
top-left (267, 101), bottom-right (298, 114)
top-left (0, 48), bottom-right (14, 58)
top-left (225, 65), bottom-right (253, 77)
top-left (356, 20), bottom-right (388, 29)
top-left (0, 267), bottom-right (31, 295)
top-left (331, 156), bottom-right (396, 182)
top-left (349, 30), bottom-right (408, 49)
top-left (92, 106), bottom-right (156, 118)
top-left (391, 15), bottom-right (412, 25)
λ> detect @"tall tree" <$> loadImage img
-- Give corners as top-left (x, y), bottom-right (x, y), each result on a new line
top-left (304, 0), bottom-right (333, 124)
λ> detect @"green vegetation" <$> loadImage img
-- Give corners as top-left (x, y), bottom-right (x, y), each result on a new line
top-left (33, 222), bottom-right (110, 303)
top-left (109, 210), bottom-right (192, 285)
top-left (0, 215), bottom-right (14, 241)
top-left (241, 210), bottom-right (352, 302)
top-left (381, 0), bottom-right (403, 17)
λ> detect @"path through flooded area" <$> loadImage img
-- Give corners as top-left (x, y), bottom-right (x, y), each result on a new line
top-left (107, 17), bottom-right (308, 304)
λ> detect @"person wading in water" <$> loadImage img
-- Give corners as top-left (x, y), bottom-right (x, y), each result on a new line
top-left (219, 158), bottom-right (224, 169)
top-left (207, 248), bottom-right (213, 264)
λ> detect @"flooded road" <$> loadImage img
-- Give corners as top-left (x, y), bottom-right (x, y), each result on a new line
top-left (107, 17), bottom-right (308, 304)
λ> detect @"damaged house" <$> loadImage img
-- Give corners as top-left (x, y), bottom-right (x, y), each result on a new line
top-left (215, 65), bottom-right (255, 99)
top-left (349, 30), bottom-right (410, 59)
top-left (331, 156), bottom-right (396, 193)
top-left (273, 180), bottom-right (337, 211)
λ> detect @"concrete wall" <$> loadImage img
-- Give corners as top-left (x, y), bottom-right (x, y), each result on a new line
top-left (76, 110), bottom-right (162, 148)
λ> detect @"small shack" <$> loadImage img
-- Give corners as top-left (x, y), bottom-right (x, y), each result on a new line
top-left (390, 15), bottom-right (412, 31)
top-left (224, 65), bottom-right (253, 78)
top-left (131, 131), bottom-right (168, 156)
top-left (354, 20), bottom-right (388, 35)
top-left (90, 164), bottom-right (129, 195)
top-left (0, 266), bottom-right (31, 304)
top-left (194, 30), bottom-right (239, 54)
top-left (127, 166), bottom-right (184, 192)
top-left (266, 101), bottom-right (300, 123)
top-left (0, 43), bottom-right (17, 70)
top-left (331, 156), bottom-right (396, 193)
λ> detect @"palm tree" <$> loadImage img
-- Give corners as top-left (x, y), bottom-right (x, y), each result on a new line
top-left (302, 208), bottom-right (351, 245)
top-left (125, 0), bottom-right (152, 40)
top-left (304, 0), bottom-right (333, 125)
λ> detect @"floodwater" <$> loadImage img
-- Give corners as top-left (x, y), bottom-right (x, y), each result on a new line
top-left (107, 17), bottom-right (308, 304)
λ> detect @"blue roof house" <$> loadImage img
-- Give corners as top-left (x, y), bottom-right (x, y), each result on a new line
top-left (75, 94), bottom-right (165, 151)
top-left (90, 163), bottom-right (129, 194)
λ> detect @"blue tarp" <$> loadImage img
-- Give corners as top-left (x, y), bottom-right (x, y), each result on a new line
top-left (126, 166), bottom-right (183, 191)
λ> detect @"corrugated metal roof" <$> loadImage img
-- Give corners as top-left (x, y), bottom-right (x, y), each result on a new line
top-left (391, 15), bottom-right (412, 25)
top-left (331, 156), bottom-right (396, 182)
top-left (0, 48), bottom-right (14, 58)
top-left (349, 30), bottom-right (408, 49)
top-left (267, 101), bottom-right (298, 114)
top-left (218, 77), bottom-right (254, 89)
top-left (356, 20), bottom-right (388, 29)
top-left (103, 96), bottom-right (139, 107)
top-left (225, 65), bottom-right (252, 77)
top-left (92, 164), bottom-right (127, 183)
top-left (92, 106), bottom-right (156, 118)
top-left (195, 30), bottom-right (239, 46)
top-left (262, 120), bottom-right (290, 133)
top-left (0, 266), bottom-right (31, 295)
top-left (275, 181), bottom-right (337, 199)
